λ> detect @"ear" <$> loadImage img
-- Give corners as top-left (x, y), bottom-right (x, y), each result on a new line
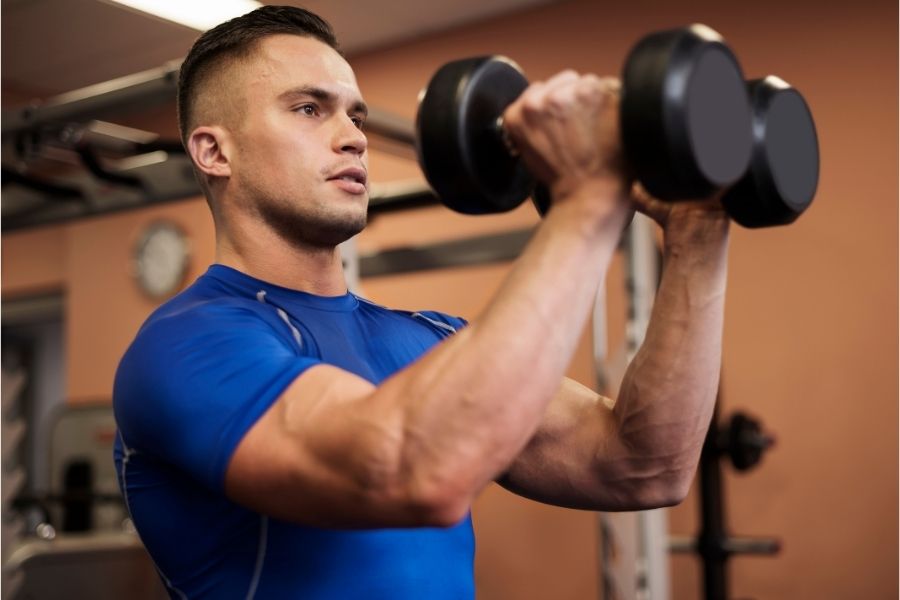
top-left (187, 126), bottom-right (232, 178)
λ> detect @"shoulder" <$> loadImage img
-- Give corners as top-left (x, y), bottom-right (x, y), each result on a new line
top-left (116, 282), bottom-right (305, 394)
top-left (137, 284), bottom-right (295, 348)
top-left (114, 281), bottom-right (320, 479)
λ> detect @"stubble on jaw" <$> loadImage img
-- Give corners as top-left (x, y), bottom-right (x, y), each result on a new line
top-left (251, 187), bottom-right (369, 251)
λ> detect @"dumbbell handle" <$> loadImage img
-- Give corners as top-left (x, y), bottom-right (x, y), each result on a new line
top-left (493, 116), bottom-right (521, 157)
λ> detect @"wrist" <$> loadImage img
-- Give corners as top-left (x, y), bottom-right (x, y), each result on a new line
top-left (550, 176), bottom-right (631, 230)
top-left (662, 210), bottom-right (730, 255)
top-left (552, 174), bottom-right (629, 202)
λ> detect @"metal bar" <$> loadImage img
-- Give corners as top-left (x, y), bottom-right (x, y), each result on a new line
top-left (365, 106), bottom-right (416, 147)
top-left (2, 63), bottom-right (182, 139)
top-left (1, 167), bottom-right (84, 200)
top-left (368, 181), bottom-right (438, 216)
top-left (0, 294), bottom-right (64, 327)
top-left (630, 214), bottom-right (669, 600)
top-left (668, 535), bottom-right (697, 553)
top-left (74, 144), bottom-right (143, 188)
top-left (698, 401), bottom-right (729, 600)
top-left (597, 213), bottom-right (669, 600)
top-left (1, 187), bottom-right (191, 232)
top-left (359, 228), bottom-right (532, 278)
top-left (722, 537), bottom-right (780, 555)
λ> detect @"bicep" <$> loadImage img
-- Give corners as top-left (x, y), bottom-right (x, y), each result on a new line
top-left (224, 364), bottom-right (420, 528)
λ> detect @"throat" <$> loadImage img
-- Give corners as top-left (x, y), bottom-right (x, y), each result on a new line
top-left (216, 230), bottom-right (349, 297)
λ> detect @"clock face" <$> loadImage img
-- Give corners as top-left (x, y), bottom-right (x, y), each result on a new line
top-left (133, 221), bottom-right (190, 299)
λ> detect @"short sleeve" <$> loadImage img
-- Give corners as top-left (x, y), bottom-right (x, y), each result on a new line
top-left (113, 300), bottom-right (320, 492)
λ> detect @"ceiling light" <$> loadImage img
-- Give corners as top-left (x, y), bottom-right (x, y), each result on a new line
top-left (105, 0), bottom-right (263, 31)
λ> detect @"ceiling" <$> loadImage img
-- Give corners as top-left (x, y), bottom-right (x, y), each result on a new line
top-left (2, 0), bottom-right (559, 103)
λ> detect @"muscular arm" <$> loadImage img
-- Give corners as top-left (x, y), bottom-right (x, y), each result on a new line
top-left (499, 209), bottom-right (729, 510)
top-left (226, 73), bottom-right (633, 528)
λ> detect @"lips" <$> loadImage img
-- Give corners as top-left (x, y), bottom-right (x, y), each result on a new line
top-left (327, 166), bottom-right (368, 186)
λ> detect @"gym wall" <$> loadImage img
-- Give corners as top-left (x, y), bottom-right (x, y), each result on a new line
top-left (2, 0), bottom-right (896, 598)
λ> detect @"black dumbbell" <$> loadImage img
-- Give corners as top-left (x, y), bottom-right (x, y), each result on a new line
top-left (416, 25), bottom-right (819, 227)
top-left (416, 55), bottom-right (533, 216)
top-left (721, 76), bottom-right (819, 228)
top-left (620, 24), bottom-right (753, 201)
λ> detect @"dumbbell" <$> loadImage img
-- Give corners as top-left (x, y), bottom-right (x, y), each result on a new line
top-left (721, 76), bottom-right (819, 227)
top-left (416, 25), bottom-right (819, 228)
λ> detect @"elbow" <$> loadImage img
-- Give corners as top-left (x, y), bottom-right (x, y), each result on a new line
top-left (399, 474), bottom-right (473, 528)
top-left (630, 470), bottom-right (693, 510)
top-left (366, 457), bottom-right (472, 528)
top-left (636, 483), bottom-right (690, 510)
top-left (354, 428), bottom-right (472, 528)
top-left (413, 492), bottom-right (471, 528)
top-left (601, 456), bottom-right (695, 511)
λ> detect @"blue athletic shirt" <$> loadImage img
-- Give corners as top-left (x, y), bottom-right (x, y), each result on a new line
top-left (113, 264), bottom-right (474, 599)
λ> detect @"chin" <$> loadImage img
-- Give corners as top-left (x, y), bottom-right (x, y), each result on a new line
top-left (255, 189), bottom-right (368, 248)
top-left (274, 211), bottom-right (366, 248)
top-left (314, 217), bottom-right (367, 247)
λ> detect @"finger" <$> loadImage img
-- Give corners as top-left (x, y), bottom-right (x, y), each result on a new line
top-left (542, 69), bottom-right (581, 88)
top-left (603, 77), bottom-right (622, 93)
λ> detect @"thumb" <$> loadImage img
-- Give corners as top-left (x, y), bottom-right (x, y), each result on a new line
top-left (630, 182), bottom-right (670, 225)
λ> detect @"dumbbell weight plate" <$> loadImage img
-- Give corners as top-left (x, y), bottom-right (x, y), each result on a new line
top-left (721, 77), bottom-right (819, 228)
top-left (622, 24), bottom-right (753, 200)
top-left (416, 56), bottom-right (534, 215)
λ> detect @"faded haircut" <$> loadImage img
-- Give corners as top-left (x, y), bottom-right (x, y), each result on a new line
top-left (177, 5), bottom-right (339, 147)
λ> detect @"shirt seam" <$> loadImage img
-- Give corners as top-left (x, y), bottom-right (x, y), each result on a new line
top-left (245, 515), bottom-right (268, 600)
top-left (119, 431), bottom-right (189, 600)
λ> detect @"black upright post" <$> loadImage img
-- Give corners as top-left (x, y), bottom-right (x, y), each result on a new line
top-left (697, 401), bottom-right (728, 600)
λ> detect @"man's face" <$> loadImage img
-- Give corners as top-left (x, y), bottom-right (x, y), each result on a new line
top-left (227, 34), bottom-right (369, 248)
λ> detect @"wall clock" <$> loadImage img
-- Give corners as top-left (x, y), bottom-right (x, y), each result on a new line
top-left (133, 221), bottom-right (190, 299)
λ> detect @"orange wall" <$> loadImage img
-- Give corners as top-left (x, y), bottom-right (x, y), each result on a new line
top-left (2, 0), bottom-right (897, 598)
top-left (3, 199), bottom-right (216, 402)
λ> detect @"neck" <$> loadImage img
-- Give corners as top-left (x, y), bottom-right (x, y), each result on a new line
top-left (215, 217), bottom-right (349, 297)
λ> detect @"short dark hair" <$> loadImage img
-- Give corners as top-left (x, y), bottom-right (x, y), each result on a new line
top-left (176, 5), bottom-right (339, 146)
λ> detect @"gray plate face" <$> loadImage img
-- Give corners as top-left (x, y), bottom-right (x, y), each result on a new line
top-left (765, 90), bottom-right (819, 210)
top-left (685, 47), bottom-right (752, 186)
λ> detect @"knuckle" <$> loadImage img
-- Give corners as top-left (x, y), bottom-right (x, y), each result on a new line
top-left (521, 95), bottom-right (544, 118)
top-left (519, 83), bottom-right (546, 116)
top-left (575, 80), bottom-right (602, 102)
top-left (502, 105), bottom-right (522, 131)
top-left (546, 89), bottom-right (573, 112)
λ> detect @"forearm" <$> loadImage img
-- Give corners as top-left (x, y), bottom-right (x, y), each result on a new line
top-left (611, 214), bottom-right (729, 498)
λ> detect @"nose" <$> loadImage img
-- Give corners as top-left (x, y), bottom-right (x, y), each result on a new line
top-left (334, 115), bottom-right (367, 156)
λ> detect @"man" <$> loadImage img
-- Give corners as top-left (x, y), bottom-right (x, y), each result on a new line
top-left (114, 5), bottom-right (729, 599)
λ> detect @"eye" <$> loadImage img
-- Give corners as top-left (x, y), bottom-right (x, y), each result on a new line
top-left (351, 115), bottom-right (366, 130)
top-left (296, 104), bottom-right (318, 116)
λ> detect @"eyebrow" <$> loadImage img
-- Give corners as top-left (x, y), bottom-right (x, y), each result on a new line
top-left (278, 85), bottom-right (368, 117)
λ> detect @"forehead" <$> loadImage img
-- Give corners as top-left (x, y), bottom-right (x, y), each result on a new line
top-left (242, 34), bottom-right (360, 98)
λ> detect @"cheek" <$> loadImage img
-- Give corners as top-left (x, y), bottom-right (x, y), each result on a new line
top-left (245, 132), bottom-right (303, 173)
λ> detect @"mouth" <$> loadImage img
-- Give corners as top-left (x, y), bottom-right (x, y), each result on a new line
top-left (327, 167), bottom-right (368, 187)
